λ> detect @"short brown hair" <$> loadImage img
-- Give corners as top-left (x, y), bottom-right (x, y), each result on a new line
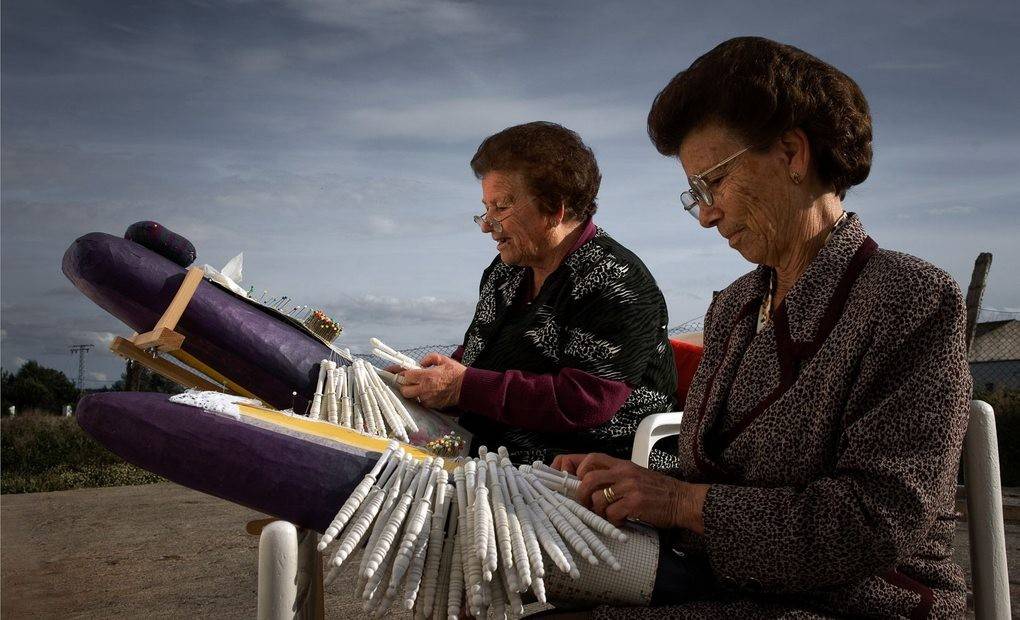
top-left (647, 37), bottom-right (872, 198)
top-left (470, 121), bottom-right (601, 221)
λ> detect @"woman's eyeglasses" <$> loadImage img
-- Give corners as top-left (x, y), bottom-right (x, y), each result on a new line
top-left (680, 145), bottom-right (750, 220)
top-left (472, 196), bottom-right (534, 234)
top-left (473, 210), bottom-right (516, 234)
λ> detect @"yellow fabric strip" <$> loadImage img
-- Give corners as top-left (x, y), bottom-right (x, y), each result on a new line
top-left (236, 403), bottom-right (444, 466)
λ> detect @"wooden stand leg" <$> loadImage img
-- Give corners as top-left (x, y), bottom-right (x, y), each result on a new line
top-left (110, 337), bottom-right (223, 392)
top-left (108, 266), bottom-right (257, 397)
top-left (167, 349), bottom-right (258, 400)
top-left (132, 267), bottom-right (203, 352)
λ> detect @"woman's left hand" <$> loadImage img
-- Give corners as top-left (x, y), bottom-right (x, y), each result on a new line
top-left (558, 452), bottom-right (709, 534)
top-left (397, 353), bottom-right (467, 410)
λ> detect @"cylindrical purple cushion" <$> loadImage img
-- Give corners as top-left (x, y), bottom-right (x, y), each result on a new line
top-left (125, 221), bottom-right (197, 267)
top-left (62, 232), bottom-right (326, 412)
top-left (76, 392), bottom-right (377, 532)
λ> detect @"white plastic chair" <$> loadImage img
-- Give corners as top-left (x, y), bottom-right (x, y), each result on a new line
top-left (963, 400), bottom-right (1011, 619)
top-left (255, 520), bottom-right (323, 620)
top-left (629, 401), bottom-right (1011, 619)
top-left (630, 411), bottom-right (684, 468)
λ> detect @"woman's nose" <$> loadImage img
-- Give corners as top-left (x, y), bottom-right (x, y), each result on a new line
top-left (699, 203), bottom-right (721, 229)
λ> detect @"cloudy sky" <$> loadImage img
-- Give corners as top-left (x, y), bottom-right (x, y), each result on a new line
top-left (2, 0), bottom-right (1018, 387)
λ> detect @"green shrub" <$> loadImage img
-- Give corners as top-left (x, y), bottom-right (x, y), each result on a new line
top-left (2, 414), bottom-right (119, 472)
top-left (1, 463), bottom-right (164, 494)
top-left (0, 415), bottom-right (163, 493)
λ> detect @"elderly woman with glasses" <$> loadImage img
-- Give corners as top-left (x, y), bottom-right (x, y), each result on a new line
top-left (396, 121), bottom-right (678, 465)
top-left (553, 37), bottom-right (972, 618)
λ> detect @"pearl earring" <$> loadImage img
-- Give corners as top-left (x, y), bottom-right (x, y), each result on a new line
top-left (790, 171), bottom-right (802, 184)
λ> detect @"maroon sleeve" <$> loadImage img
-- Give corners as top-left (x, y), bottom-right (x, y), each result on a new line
top-left (457, 366), bottom-right (632, 432)
top-left (451, 346), bottom-right (465, 362)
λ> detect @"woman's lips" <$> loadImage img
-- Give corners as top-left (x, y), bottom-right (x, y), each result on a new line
top-left (726, 228), bottom-right (744, 247)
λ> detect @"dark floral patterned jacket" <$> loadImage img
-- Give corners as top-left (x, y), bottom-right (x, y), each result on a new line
top-left (603, 214), bottom-right (972, 618)
top-left (458, 226), bottom-right (678, 465)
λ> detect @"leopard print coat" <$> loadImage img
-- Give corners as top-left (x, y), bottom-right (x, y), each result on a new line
top-left (596, 214), bottom-right (972, 619)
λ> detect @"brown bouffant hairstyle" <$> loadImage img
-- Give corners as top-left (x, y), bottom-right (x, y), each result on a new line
top-left (647, 37), bottom-right (872, 198)
top-left (470, 121), bottom-right (601, 221)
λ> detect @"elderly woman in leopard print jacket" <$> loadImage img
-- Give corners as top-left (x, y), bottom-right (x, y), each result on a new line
top-left (554, 37), bottom-right (972, 618)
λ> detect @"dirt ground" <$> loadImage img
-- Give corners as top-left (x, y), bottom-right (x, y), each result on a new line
top-left (2, 482), bottom-right (1018, 618)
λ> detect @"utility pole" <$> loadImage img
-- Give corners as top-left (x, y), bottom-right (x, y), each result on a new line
top-left (69, 344), bottom-right (94, 396)
top-left (964, 253), bottom-right (993, 352)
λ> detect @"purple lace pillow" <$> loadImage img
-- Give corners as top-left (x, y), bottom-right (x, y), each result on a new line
top-left (124, 221), bottom-right (197, 267)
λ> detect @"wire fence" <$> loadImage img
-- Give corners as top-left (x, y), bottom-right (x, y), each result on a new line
top-left (355, 320), bottom-right (707, 369)
top-left (355, 345), bottom-right (460, 370)
top-left (668, 318), bottom-right (704, 337)
top-left (971, 309), bottom-right (1020, 395)
top-left (357, 312), bottom-right (1020, 399)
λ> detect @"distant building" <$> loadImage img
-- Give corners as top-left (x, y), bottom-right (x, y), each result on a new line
top-left (969, 320), bottom-right (1020, 392)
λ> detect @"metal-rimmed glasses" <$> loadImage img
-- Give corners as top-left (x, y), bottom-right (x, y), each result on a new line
top-left (472, 196), bottom-right (534, 235)
top-left (680, 145), bottom-right (751, 220)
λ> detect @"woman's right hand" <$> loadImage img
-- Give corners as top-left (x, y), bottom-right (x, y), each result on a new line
top-left (550, 453), bottom-right (588, 475)
top-left (553, 452), bottom-right (708, 533)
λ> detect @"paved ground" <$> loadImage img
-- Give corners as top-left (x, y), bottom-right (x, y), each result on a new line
top-left (2, 483), bottom-right (1018, 618)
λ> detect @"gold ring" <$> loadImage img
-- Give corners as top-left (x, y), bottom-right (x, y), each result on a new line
top-left (602, 486), bottom-right (618, 505)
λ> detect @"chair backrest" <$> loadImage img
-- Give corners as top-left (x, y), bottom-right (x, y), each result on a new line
top-left (963, 399), bottom-right (1011, 619)
top-left (669, 338), bottom-right (704, 405)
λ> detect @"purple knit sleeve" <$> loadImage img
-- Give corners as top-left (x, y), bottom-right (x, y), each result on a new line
top-left (457, 366), bottom-right (632, 432)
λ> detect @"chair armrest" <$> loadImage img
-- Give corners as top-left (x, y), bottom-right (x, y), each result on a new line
top-left (630, 411), bottom-right (684, 468)
top-left (964, 399), bottom-right (1011, 619)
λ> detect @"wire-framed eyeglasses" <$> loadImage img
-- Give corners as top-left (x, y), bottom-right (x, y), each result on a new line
top-left (680, 145), bottom-right (751, 220)
top-left (472, 196), bottom-right (534, 234)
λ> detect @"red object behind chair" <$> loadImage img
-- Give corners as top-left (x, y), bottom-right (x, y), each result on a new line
top-left (670, 338), bottom-right (704, 406)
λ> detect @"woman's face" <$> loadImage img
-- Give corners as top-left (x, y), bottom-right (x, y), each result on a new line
top-left (678, 123), bottom-right (799, 266)
top-left (479, 170), bottom-right (557, 267)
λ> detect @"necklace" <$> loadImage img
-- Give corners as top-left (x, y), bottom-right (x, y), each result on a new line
top-left (757, 212), bottom-right (849, 333)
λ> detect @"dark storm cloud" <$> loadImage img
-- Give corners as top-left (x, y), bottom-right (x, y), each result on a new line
top-left (2, 0), bottom-right (1018, 383)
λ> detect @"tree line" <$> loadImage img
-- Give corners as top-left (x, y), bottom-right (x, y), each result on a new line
top-left (1, 360), bottom-right (181, 415)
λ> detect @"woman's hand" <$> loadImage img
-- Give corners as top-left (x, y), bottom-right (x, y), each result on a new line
top-left (396, 353), bottom-right (467, 410)
top-left (550, 453), bottom-right (588, 475)
top-left (554, 452), bottom-right (709, 534)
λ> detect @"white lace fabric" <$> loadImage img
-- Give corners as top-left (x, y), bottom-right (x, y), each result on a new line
top-left (169, 390), bottom-right (263, 420)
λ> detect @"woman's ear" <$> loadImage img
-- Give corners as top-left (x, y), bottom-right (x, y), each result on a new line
top-left (551, 202), bottom-right (567, 227)
top-left (778, 128), bottom-right (812, 184)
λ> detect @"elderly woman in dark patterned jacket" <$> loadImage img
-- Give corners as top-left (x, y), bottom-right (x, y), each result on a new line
top-left (396, 121), bottom-right (678, 466)
top-left (553, 37), bottom-right (972, 618)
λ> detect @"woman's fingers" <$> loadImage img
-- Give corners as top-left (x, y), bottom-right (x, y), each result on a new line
top-left (592, 481), bottom-right (658, 527)
top-left (419, 352), bottom-right (446, 367)
top-left (588, 476), bottom-right (637, 515)
top-left (605, 498), bottom-right (636, 526)
top-left (575, 452), bottom-right (624, 478)
top-left (396, 364), bottom-right (462, 409)
top-left (400, 368), bottom-right (428, 385)
top-left (399, 368), bottom-right (436, 395)
top-left (550, 453), bottom-right (587, 474)
top-left (399, 383), bottom-right (423, 399)
top-left (575, 468), bottom-right (623, 509)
